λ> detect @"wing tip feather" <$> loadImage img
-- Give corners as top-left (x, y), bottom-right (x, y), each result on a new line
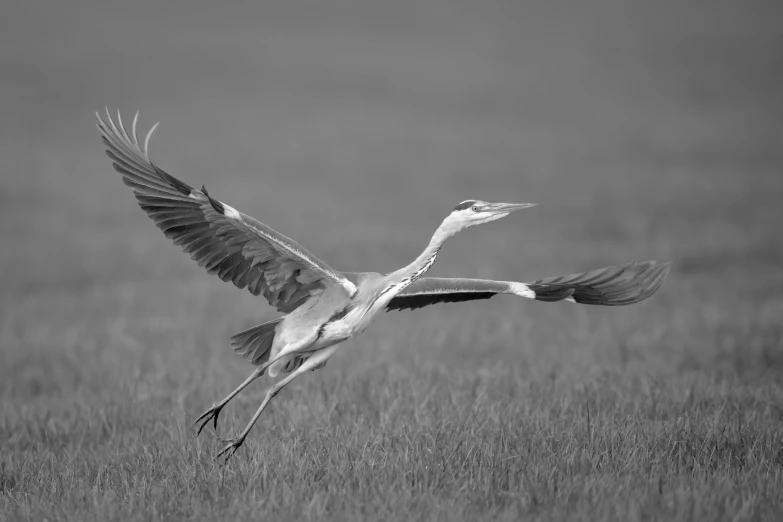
top-left (143, 121), bottom-right (160, 158)
top-left (96, 108), bottom-right (158, 159)
top-left (526, 259), bottom-right (672, 306)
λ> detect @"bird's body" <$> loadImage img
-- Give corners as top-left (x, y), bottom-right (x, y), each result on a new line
top-left (96, 110), bottom-right (671, 460)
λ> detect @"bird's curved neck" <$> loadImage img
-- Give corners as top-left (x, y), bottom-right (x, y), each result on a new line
top-left (388, 220), bottom-right (457, 289)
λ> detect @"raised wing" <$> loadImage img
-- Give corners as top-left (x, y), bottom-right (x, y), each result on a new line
top-left (387, 260), bottom-right (671, 311)
top-left (97, 110), bottom-right (356, 313)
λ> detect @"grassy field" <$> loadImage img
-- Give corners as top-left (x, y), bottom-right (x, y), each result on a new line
top-left (2, 0), bottom-right (783, 520)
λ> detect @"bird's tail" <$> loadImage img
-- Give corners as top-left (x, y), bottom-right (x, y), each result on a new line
top-left (230, 319), bottom-right (282, 369)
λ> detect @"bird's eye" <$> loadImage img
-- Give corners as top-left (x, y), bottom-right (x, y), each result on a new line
top-left (471, 205), bottom-right (480, 212)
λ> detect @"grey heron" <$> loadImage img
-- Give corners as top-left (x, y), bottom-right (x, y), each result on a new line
top-left (96, 110), bottom-right (671, 460)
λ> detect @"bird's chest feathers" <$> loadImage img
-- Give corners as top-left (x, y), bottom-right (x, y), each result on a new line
top-left (319, 285), bottom-right (397, 340)
top-left (319, 256), bottom-right (439, 342)
top-left (319, 304), bottom-right (371, 341)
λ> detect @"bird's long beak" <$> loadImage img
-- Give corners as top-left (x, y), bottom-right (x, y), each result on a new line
top-left (489, 202), bottom-right (537, 214)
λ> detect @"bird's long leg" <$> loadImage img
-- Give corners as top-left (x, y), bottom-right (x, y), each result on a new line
top-left (194, 366), bottom-right (265, 436)
top-left (217, 345), bottom-right (338, 462)
top-left (196, 333), bottom-right (319, 436)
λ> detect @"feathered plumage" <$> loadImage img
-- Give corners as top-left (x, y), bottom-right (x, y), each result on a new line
top-left (96, 110), bottom-right (671, 461)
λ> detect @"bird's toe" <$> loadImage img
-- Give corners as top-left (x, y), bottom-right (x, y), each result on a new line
top-left (216, 436), bottom-right (245, 463)
top-left (194, 403), bottom-right (222, 436)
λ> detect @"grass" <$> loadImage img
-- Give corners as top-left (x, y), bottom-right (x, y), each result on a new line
top-left (2, 0), bottom-right (783, 520)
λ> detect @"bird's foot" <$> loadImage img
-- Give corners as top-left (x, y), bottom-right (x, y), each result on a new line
top-left (194, 402), bottom-right (223, 436)
top-left (216, 435), bottom-right (246, 463)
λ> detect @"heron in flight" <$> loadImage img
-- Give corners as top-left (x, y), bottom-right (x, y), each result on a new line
top-left (96, 110), bottom-right (671, 460)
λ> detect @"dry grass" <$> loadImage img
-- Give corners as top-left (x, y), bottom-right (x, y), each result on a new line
top-left (2, 1), bottom-right (783, 520)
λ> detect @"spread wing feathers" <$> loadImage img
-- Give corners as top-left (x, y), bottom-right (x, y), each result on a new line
top-left (386, 260), bottom-right (671, 311)
top-left (96, 110), bottom-right (356, 313)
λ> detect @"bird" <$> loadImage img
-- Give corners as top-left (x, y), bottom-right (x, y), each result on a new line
top-left (96, 110), bottom-right (671, 460)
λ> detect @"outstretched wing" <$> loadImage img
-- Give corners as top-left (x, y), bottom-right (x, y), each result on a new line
top-left (387, 260), bottom-right (671, 311)
top-left (97, 110), bottom-right (356, 313)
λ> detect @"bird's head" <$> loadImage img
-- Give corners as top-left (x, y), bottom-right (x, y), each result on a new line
top-left (443, 199), bottom-right (536, 233)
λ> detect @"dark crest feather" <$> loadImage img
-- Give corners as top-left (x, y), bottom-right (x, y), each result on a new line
top-left (453, 200), bottom-right (477, 211)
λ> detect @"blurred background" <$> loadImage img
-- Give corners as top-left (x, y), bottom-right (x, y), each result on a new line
top-left (1, 0), bottom-right (782, 400)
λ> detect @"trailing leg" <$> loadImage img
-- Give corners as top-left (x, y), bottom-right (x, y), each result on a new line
top-left (194, 366), bottom-right (264, 435)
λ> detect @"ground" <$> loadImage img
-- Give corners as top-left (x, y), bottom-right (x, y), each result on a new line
top-left (1, 1), bottom-right (783, 520)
